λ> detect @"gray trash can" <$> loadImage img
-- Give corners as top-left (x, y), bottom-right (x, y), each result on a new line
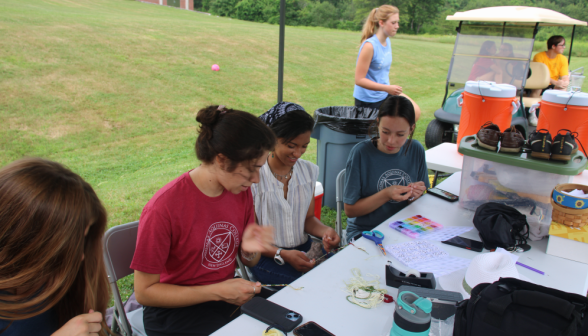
top-left (311, 106), bottom-right (378, 209)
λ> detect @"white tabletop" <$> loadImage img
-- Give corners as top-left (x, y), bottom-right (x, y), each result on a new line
top-left (425, 143), bottom-right (463, 173)
top-left (213, 173), bottom-right (588, 336)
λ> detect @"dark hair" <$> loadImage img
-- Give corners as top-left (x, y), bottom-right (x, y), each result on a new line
top-left (369, 95), bottom-right (416, 155)
top-left (500, 43), bottom-right (514, 57)
top-left (547, 35), bottom-right (565, 50)
top-left (0, 158), bottom-right (111, 335)
top-left (479, 40), bottom-right (496, 56)
top-left (269, 109), bottom-right (315, 143)
top-left (195, 105), bottom-right (276, 171)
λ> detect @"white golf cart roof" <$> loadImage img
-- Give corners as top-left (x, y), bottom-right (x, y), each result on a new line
top-left (447, 6), bottom-right (587, 26)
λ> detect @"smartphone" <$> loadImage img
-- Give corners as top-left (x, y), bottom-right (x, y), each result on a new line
top-left (241, 297), bottom-right (302, 332)
top-left (293, 321), bottom-right (335, 336)
top-left (442, 236), bottom-right (484, 252)
top-left (427, 187), bottom-right (459, 202)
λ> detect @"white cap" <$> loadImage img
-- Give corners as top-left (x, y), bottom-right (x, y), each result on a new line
top-left (439, 251), bottom-right (522, 299)
top-left (461, 253), bottom-right (520, 299)
top-left (541, 90), bottom-right (588, 107)
top-left (464, 81), bottom-right (517, 98)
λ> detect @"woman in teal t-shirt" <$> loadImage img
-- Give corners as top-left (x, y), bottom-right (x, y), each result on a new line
top-left (343, 95), bottom-right (429, 242)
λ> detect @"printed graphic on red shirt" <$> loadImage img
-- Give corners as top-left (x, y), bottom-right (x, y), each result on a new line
top-left (202, 221), bottom-right (240, 270)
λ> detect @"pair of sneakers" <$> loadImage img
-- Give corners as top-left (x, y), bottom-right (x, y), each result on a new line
top-left (476, 122), bottom-right (525, 153)
top-left (528, 129), bottom-right (581, 161)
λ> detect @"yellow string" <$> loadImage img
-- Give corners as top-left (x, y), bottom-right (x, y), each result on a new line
top-left (263, 328), bottom-right (285, 336)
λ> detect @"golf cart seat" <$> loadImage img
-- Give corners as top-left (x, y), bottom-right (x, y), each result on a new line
top-left (522, 62), bottom-right (550, 107)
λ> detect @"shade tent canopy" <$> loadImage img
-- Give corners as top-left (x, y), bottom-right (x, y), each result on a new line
top-left (447, 6), bottom-right (587, 26)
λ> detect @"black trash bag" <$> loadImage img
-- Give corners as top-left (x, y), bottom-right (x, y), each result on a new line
top-left (313, 106), bottom-right (378, 135)
top-left (473, 202), bottom-right (530, 251)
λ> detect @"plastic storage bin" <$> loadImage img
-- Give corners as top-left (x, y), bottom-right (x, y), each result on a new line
top-left (456, 81), bottom-right (519, 147)
top-left (458, 135), bottom-right (587, 240)
top-left (312, 106), bottom-right (378, 208)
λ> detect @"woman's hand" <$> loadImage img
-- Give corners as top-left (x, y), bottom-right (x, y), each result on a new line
top-left (242, 224), bottom-right (274, 254)
top-left (217, 279), bottom-right (261, 306)
top-left (385, 85), bottom-right (403, 96)
top-left (282, 249), bottom-right (315, 272)
top-left (385, 185), bottom-right (412, 202)
top-left (52, 310), bottom-right (103, 336)
top-left (408, 182), bottom-right (427, 201)
top-left (322, 227), bottom-right (340, 252)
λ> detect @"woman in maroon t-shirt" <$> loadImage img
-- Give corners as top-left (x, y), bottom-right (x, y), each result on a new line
top-left (131, 105), bottom-right (277, 336)
top-left (468, 41), bottom-right (503, 83)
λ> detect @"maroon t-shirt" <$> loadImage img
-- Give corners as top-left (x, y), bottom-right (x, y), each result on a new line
top-left (130, 171), bottom-right (255, 286)
top-left (468, 58), bottom-right (494, 81)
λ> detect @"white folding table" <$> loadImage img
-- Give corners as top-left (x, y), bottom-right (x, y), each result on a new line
top-left (212, 173), bottom-right (588, 336)
top-left (425, 143), bottom-right (463, 187)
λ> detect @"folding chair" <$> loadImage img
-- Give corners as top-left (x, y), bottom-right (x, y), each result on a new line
top-left (103, 221), bottom-right (145, 336)
top-left (335, 169), bottom-right (346, 245)
top-left (235, 256), bottom-right (256, 282)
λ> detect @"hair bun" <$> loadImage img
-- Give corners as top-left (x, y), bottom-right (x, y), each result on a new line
top-left (196, 105), bottom-right (225, 139)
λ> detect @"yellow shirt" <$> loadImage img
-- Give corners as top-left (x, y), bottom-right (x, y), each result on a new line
top-left (532, 51), bottom-right (569, 81)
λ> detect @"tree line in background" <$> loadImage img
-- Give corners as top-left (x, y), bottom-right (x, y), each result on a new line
top-left (194, 0), bottom-right (588, 41)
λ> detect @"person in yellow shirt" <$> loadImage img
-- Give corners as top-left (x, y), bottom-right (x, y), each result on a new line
top-left (531, 35), bottom-right (569, 98)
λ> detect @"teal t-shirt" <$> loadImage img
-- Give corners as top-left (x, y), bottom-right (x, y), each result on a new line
top-left (343, 139), bottom-right (429, 240)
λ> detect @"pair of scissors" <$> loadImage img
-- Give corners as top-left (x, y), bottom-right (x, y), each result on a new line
top-left (362, 230), bottom-right (386, 256)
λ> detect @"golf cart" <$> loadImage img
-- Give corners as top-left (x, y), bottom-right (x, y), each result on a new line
top-left (425, 6), bottom-right (588, 149)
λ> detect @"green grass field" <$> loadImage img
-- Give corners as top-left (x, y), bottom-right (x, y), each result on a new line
top-left (2, 0), bottom-right (587, 301)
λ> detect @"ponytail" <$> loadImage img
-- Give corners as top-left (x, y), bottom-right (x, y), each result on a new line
top-left (360, 5), bottom-right (400, 44)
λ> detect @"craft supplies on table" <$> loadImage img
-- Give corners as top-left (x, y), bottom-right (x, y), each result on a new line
top-left (422, 226), bottom-right (473, 241)
top-left (361, 230), bottom-right (386, 255)
top-left (385, 241), bottom-right (471, 278)
top-left (342, 268), bottom-right (388, 309)
top-left (386, 241), bottom-right (449, 265)
top-left (389, 215), bottom-right (444, 239)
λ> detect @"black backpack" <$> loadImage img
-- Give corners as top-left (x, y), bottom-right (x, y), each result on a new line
top-left (473, 203), bottom-right (530, 250)
top-left (453, 277), bottom-right (588, 336)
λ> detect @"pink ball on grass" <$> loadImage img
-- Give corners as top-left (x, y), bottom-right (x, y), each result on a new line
top-left (211, 64), bottom-right (220, 71)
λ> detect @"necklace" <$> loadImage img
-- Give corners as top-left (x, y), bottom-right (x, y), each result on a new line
top-left (267, 157), bottom-right (293, 181)
top-left (271, 167), bottom-right (293, 180)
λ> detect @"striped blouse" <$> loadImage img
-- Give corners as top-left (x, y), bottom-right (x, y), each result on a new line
top-left (251, 159), bottom-right (319, 248)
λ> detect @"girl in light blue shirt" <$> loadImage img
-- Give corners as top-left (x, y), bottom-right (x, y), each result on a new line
top-left (353, 5), bottom-right (420, 121)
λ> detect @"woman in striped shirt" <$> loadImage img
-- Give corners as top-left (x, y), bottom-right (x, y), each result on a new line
top-left (250, 102), bottom-right (341, 285)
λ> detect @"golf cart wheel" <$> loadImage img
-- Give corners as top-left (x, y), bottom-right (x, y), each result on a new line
top-left (425, 119), bottom-right (453, 149)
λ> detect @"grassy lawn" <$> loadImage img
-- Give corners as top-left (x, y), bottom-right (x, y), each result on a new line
top-left (1, 0), bottom-right (587, 302)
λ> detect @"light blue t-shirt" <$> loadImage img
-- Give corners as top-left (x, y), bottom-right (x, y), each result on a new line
top-left (344, 139), bottom-right (429, 240)
top-left (353, 35), bottom-right (392, 103)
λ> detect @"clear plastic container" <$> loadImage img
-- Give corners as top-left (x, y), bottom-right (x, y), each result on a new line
top-left (458, 135), bottom-right (586, 240)
top-left (569, 75), bottom-right (585, 92)
top-left (459, 155), bottom-right (570, 226)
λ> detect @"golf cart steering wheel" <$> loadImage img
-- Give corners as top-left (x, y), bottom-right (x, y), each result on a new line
top-left (505, 61), bottom-right (527, 84)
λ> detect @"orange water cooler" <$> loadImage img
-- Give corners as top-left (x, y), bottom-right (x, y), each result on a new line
top-left (532, 90), bottom-right (588, 155)
top-left (456, 81), bottom-right (520, 148)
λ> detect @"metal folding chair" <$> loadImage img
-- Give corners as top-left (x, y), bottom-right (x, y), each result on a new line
top-left (103, 221), bottom-right (145, 336)
top-left (335, 169), bottom-right (346, 245)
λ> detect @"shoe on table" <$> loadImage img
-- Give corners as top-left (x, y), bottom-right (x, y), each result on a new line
top-left (500, 126), bottom-right (525, 153)
top-left (552, 130), bottom-right (579, 161)
top-left (528, 129), bottom-right (552, 160)
top-left (476, 122), bottom-right (501, 151)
